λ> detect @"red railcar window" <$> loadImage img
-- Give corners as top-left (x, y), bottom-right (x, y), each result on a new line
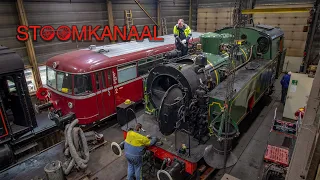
top-left (117, 63), bottom-right (137, 83)
top-left (101, 71), bottom-right (106, 89)
top-left (107, 70), bottom-right (112, 87)
top-left (74, 74), bottom-right (93, 95)
top-left (47, 67), bottom-right (57, 89)
top-left (57, 72), bottom-right (72, 94)
top-left (95, 71), bottom-right (106, 90)
top-left (95, 72), bottom-right (100, 90)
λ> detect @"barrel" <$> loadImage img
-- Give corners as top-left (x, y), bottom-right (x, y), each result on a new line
top-left (44, 160), bottom-right (65, 180)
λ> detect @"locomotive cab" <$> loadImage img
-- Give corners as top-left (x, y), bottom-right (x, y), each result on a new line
top-left (42, 65), bottom-right (112, 126)
top-left (0, 46), bottom-right (37, 169)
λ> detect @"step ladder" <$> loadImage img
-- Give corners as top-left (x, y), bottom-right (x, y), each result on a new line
top-left (125, 10), bottom-right (134, 40)
top-left (161, 18), bottom-right (168, 35)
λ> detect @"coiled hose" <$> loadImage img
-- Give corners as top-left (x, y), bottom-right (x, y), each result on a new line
top-left (62, 119), bottom-right (90, 175)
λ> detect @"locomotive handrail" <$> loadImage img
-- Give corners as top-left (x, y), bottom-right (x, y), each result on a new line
top-left (126, 108), bottom-right (137, 131)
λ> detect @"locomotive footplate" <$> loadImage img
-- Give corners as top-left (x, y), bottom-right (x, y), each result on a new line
top-left (121, 113), bottom-right (217, 175)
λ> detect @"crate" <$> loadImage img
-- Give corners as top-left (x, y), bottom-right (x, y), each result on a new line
top-left (264, 145), bottom-right (289, 167)
top-left (271, 119), bottom-right (297, 138)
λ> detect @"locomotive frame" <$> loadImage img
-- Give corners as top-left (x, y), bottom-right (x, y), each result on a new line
top-left (112, 24), bottom-right (287, 180)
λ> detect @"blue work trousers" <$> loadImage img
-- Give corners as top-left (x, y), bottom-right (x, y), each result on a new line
top-left (125, 153), bottom-right (143, 180)
top-left (281, 87), bottom-right (288, 104)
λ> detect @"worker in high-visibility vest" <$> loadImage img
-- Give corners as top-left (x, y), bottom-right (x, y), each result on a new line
top-left (124, 123), bottom-right (157, 180)
top-left (173, 19), bottom-right (192, 56)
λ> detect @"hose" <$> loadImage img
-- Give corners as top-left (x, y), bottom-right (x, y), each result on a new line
top-left (62, 119), bottom-right (90, 175)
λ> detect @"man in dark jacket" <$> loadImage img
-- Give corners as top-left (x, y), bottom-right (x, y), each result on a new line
top-left (124, 123), bottom-right (157, 180)
top-left (173, 19), bottom-right (192, 56)
top-left (280, 71), bottom-right (291, 104)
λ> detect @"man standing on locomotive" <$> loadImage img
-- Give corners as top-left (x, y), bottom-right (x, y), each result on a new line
top-left (173, 19), bottom-right (192, 56)
top-left (124, 123), bottom-right (157, 180)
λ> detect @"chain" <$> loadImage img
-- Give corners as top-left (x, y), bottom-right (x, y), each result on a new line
top-left (222, 0), bottom-right (248, 171)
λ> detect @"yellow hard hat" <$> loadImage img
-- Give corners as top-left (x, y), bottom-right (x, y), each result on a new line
top-left (124, 99), bottom-right (131, 104)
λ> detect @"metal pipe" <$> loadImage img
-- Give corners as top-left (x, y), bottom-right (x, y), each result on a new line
top-left (34, 102), bottom-right (53, 113)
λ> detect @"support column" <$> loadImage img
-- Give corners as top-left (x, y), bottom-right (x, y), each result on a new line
top-left (189, 0), bottom-right (192, 28)
top-left (157, 0), bottom-right (161, 35)
top-left (107, 0), bottom-right (115, 43)
top-left (304, 0), bottom-right (320, 73)
top-left (16, 0), bottom-right (42, 89)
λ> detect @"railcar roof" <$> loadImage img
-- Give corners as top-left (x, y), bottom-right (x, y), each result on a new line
top-left (83, 32), bottom-right (203, 58)
top-left (0, 46), bottom-right (24, 74)
top-left (46, 32), bottom-right (202, 73)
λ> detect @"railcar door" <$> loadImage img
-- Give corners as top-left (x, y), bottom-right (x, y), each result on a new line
top-left (104, 69), bottom-right (116, 116)
top-left (94, 71), bottom-right (106, 120)
top-left (114, 63), bottom-right (143, 105)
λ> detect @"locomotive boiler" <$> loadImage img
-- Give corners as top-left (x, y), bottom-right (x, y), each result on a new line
top-left (111, 25), bottom-right (286, 180)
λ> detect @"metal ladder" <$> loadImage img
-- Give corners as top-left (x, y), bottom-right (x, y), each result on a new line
top-left (161, 18), bottom-right (168, 35)
top-left (125, 10), bottom-right (134, 40)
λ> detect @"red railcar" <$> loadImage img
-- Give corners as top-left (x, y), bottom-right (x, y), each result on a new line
top-left (38, 33), bottom-right (202, 125)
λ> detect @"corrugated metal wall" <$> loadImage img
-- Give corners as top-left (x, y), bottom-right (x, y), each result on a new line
top-left (24, 0), bottom-right (109, 64)
top-left (191, 0), bottom-right (198, 31)
top-left (253, 4), bottom-right (313, 57)
top-left (161, 0), bottom-right (191, 34)
top-left (198, 0), bottom-right (235, 8)
top-left (112, 0), bottom-right (157, 35)
top-left (0, 0), bottom-right (192, 66)
top-left (0, 2), bottom-right (28, 65)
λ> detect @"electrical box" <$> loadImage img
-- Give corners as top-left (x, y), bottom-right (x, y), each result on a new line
top-left (283, 73), bottom-right (314, 120)
top-left (116, 101), bottom-right (135, 126)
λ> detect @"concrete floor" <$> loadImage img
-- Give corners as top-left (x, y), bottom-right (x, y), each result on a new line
top-left (0, 77), bottom-right (294, 180)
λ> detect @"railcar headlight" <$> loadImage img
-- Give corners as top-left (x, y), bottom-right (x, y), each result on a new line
top-left (68, 102), bottom-right (73, 109)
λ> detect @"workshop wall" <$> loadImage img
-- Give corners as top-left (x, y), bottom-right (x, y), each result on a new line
top-left (196, 0), bottom-right (242, 32)
top-left (161, 0), bottom-right (190, 34)
top-left (112, 0), bottom-right (157, 40)
top-left (24, 0), bottom-right (109, 64)
top-left (253, 4), bottom-right (313, 57)
top-left (0, 2), bottom-right (28, 65)
top-left (197, 7), bottom-right (233, 32)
